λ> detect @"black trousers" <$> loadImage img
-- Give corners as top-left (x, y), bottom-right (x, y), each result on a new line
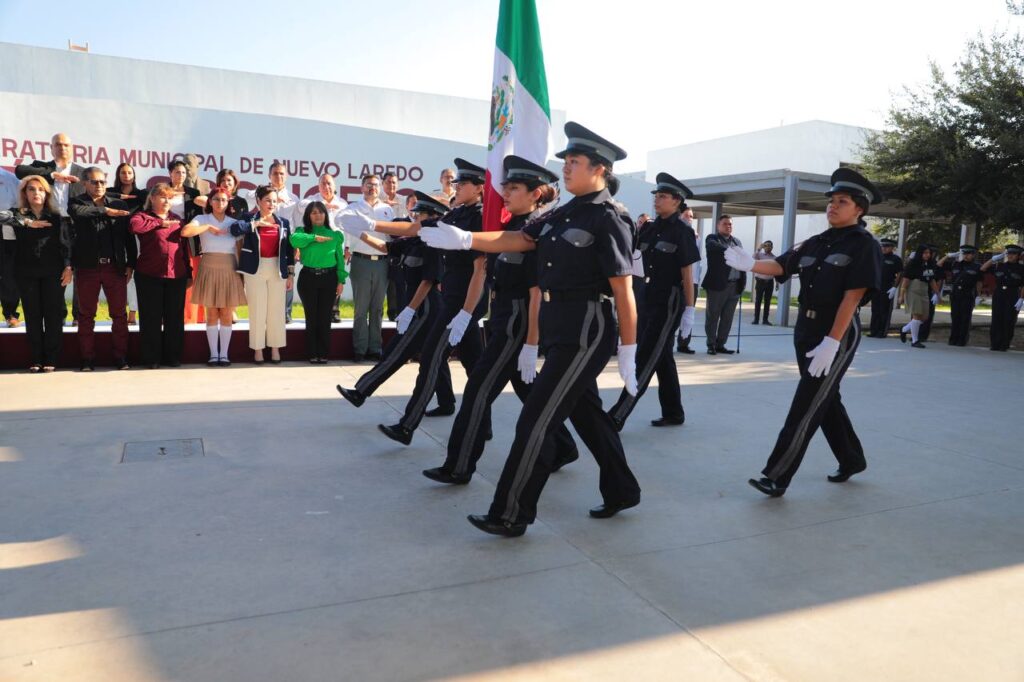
top-left (1, 240), bottom-right (20, 320)
top-left (868, 288), bottom-right (894, 336)
top-left (16, 272), bottom-right (66, 366)
top-left (398, 291), bottom-right (488, 432)
top-left (762, 315), bottom-right (866, 488)
top-left (441, 297), bottom-right (577, 477)
top-left (754, 278), bottom-right (774, 322)
top-left (354, 291), bottom-right (453, 405)
top-left (386, 263), bottom-right (405, 321)
top-left (488, 300), bottom-right (640, 525)
top-left (990, 291), bottom-right (1019, 351)
top-left (135, 273), bottom-right (187, 365)
top-left (609, 286), bottom-right (684, 425)
top-left (919, 302), bottom-right (936, 342)
top-left (948, 289), bottom-right (975, 346)
top-left (298, 268), bottom-right (337, 359)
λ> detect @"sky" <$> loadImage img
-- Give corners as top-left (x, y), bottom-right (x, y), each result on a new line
top-left (1, 0), bottom-right (1020, 173)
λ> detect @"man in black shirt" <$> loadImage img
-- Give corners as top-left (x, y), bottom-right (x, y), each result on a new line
top-left (702, 215), bottom-right (745, 354)
top-left (68, 167), bottom-right (134, 370)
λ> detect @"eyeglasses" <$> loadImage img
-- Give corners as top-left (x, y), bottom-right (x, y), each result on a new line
top-left (87, 179), bottom-right (107, 185)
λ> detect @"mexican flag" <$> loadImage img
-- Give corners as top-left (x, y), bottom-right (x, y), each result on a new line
top-left (483, 0), bottom-right (551, 231)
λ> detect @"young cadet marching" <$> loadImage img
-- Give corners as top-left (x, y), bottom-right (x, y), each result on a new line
top-left (866, 238), bottom-right (903, 337)
top-left (723, 168), bottom-right (882, 497)
top-left (937, 245), bottom-right (983, 346)
top-left (335, 191), bottom-right (454, 408)
top-left (420, 122), bottom-right (642, 537)
top-left (608, 172), bottom-right (700, 431)
top-left (421, 156), bottom-right (578, 485)
top-left (980, 244), bottom-right (1024, 351)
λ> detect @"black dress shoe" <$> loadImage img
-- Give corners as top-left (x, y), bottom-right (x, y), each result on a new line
top-left (762, 320), bottom-right (773, 326)
top-left (678, 346), bottom-right (695, 354)
top-left (165, 360), bottom-right (182, 368)
top-left (552, 448), bottom-right (579, 472)
top-left (751, 319), bottom-right (759, 325)
top-left (115, 358), bottom-right (130, 370)
top-left (651, 415), bottom-right (684, 427)
top-left (422, 467), bottom-right (471, 485)
top-left (352, 353), bottom-right (365, 363)
top-left (218, 359), bottom-right (231, 367)
top-left (378, 423), bottom-right (413, 446)
top-left (424, 404), bottom-right (455, 417)
top-left (911, 341), bottom-right (926, 348)
top-left (707, 347), bottom-right (717, 355)
top-left (315, 357), bottom-right (328, 364)
top-left (827, 464), bottom-right (866, 483)
top-left (900, 329), bottom-right (907, 343)
top-left (589, 498), bottom-right (640, 518)
top-left (80, 359), bottom-right (94, 372)
top-left (148, 363), bottom-right (161, 370)
top-left (467, 514), bottom-right (527, 537)
top-left (748, 477), bottom-right (786, 497)
top-left (715, 346), bottom-right (735, 354)
top-left (366, 351), bottom-right (383, 361)
top-left (336, 385), bottom-right (366, 407)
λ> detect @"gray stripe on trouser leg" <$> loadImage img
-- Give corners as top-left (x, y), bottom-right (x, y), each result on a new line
top-left (454, 299), bottom-right (526, 476)
top-left (766, 315), bottom-right (861, 481)
top-left (609, 287), bottom-right (681, 422)
top-left (402, 310), bottom-right (455, 429)
top-left (356, 296), bottom-right (431, 394)
top-left (502, 301), bottom-right (604, 523)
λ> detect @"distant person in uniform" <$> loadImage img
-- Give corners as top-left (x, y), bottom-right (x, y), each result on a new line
top-left (866, 238), bottom-right (902, 337)
top-left (752, 240), bottom-right (776, 325)
top-left (676, 206), bottom-right (700, 354)
top-left (938, 245), bottom-right (983, 346)
top-left (724, 168), bottom-right (882, 497)
top-left (980, 244), bottom-right (1024, 351)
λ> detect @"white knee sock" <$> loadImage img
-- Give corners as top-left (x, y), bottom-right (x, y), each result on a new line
top-left (218, 325), bottom-right (232, 360)
top-left (910, 319), bottom-right (921, 343)
top-left (901, 322), bottom-right (912, 333)
top-left (206, 324), bottom-right (219, 360)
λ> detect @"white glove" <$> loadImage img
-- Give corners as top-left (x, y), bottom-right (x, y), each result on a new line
top-left (395, 306), bottom-right (416, 334)
top-left (991, 253), bottom-right (1006, 263)
top-left (946, 251), bottom-right (959, 259)
top-left (419, 221), bottom-right (473, 251)
top-left (975, 296), bottom-right (983, 307)
top-left (723, 245), bottom-right (755, 272)
top-left (518, 343), bottom-right (538, 384)
top-left (446, 309), bottom-right (472, 345)
top-left (679, 306), bottom-right (695, 339)
top-left (930, 293), bottom-right (940, 305)
top-left (805, 336), bottom-right (840, 378)
top-left (617, 343), bottom-right (638, 396)
top-left (338, 210), bottom-right (375, 235)
top-left (1016, 298), bottom-right (1024, 312)
top-left (887, 286), bottom-right (897, 300)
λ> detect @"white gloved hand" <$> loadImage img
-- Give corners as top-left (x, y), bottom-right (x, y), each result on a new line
top-left (518, 343), bottom-right (538, 384)
top-left (991, 253), bottom-right (1006, 263)
top-left (679, 306), bottom-right (695, 339)
top-left (946, 251), bottom-right (959, 259)
top-left (339, 210), bottom-right (375, 235)
top-left (805, 336), bottom-right (841, 378)
top-left (1016, 298), bottom-right (1024, 312)
top-left (887, 286), bottom-right (898, 300)
top-left (395, 306), bottom-right (416, 334)
top-left (930, 293), bottom-right (940, 305)
top-left (723, 245), bottom-right (755, 272)
top-left (975, 296), bottom-right (983, 307)
top-left (446, 309), bottom-right (473, 345)
top-left (617, 343), bottom-right (638, 396)
top-left (419, 221), bottom-right (473, 251)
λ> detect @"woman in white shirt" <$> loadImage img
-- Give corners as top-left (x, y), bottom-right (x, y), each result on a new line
top-left (181, 187), bottom-right (247, 365)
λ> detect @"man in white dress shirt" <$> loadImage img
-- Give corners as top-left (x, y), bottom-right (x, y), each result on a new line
top-left (337, 174), bottom-right (394, 361)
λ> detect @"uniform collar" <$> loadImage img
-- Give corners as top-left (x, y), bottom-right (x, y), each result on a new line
top-left (571, 188), bottom-right (612, 206)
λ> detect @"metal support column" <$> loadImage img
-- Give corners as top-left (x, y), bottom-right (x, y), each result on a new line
top-left (775, 173), bottom-right (799, 327)
top-left (897, 219), bottom-right (908, 257)
top-left (960, 223), bottom-right (977, 246)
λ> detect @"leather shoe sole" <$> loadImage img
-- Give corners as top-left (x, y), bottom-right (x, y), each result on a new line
top-left (589, 499), bottom-right (640, 519)
top-left (827, 465), bottom-right (866, 483)
top-left (378, 423), bottom-right (413, 446)
top-left (422, 467), bottom-right (471, 485)
top-left (425, 405), bottom-right (455, 417)
top-left (336, 385), bottom-right (366, 407)
top-left (467, 514), bottom-right (526, 537)
top-left (715, 346), bottom-right (735, 354)
top-left (748, 477), bottom-right (786, 497)
top-left (651, 416), bottom-right (684, 427)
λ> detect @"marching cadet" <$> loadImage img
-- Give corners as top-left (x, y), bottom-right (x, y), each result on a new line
top-left (723, 167), bottom-right (882, 497)
top-left (980, 244), bottom-right (1024, 351)
top-left (897, 244), bottom-right (941, 348)
top-left (421, 156), bottom-right (578, 485)
top-left (608, 172), bottom-right (699, 431)
top-left (336, 191), bottom-right (454, 407)
top-left (420, 121), bottom-right (641, 536)
top-left (866, 238), bottom-right (903, 337)
top-left (938, 245), bottom-right (983, 346)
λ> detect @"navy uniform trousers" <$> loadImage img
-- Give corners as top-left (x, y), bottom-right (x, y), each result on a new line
top-left (990, 289), bottom-right (1020, 351)
top-left (441, 296), bottom-right (577, 478)
top-left (397, 284), bottom-right (489, 434)
top-left (489, 300), bottom-right (640, 525)
top-left (608, 285), bottom-right (685, 425)
top-left (868, 288), bottom-right (894, 336)
top-left (762, 314), bottom-right (867, 488)
top-left (947, 289), bottom-right (976, 346)
top-left (353, 290), bottom-right (454, 405)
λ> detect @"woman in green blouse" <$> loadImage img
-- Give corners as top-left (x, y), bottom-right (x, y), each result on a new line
top-left (290, 201), bottom-right (347, 363)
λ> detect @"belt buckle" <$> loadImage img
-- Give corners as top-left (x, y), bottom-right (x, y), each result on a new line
top-left (98, 257), bottom-right (111, 264)
top-left (543, 291), bottom-right (551, 302)
top-left (370, 255), bottom-right (379, 261)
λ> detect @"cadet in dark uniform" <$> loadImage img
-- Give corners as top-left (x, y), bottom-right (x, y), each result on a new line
top-left (867, 238), bottom-right (902, 337)
top-left (379, 159), bottom-right (490, 445)
top-left (421, 122), bottom-right (642, 536)
top-left (897, 244), bottom-right (941, 348)
top-left (421, 156), bottom-right (578, 485)
top-left (938, 245), bottom-right (983, 346)
top-left (336, 191), bottom-right (454, 408)
top-left (608, 173), bottom-right (699, 430)
top-left (980, 244), bottom-right (1024, 351)
top-left (723, 168), bottom-right (882, 497)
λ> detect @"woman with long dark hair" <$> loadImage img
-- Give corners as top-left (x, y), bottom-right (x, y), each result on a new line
top-left (289, 200), bottom-right (346, 363)
top-left (215, 169), bottom-right (250, 216)
top-left (898, 244), bottom-right (941, 348)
